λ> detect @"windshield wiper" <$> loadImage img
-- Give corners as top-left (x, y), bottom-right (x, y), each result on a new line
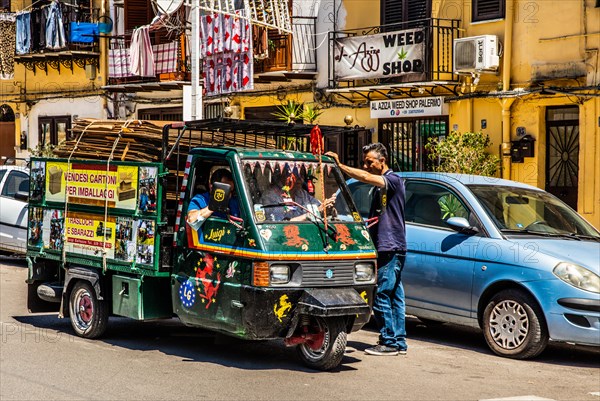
top-left (500, 229), bottom-right (582, 240)
top-left (565, 233), bottom-right (600, 242)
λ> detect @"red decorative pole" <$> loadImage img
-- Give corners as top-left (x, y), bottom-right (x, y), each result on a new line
top-left (310, 125), bottom-right (328, 243)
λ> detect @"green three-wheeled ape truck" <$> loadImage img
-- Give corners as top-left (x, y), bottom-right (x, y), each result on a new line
top-left (26, 118), bottom-right (377, 370)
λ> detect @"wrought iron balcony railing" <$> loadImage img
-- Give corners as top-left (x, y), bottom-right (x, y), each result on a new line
top-left (107, 33), bottom-right (189, 85)
top-left (13, 3), bottom-right (101, 74)
top-left (254, 15), bottom-right (317, 74)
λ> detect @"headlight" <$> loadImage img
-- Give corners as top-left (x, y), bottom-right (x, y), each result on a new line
top-left (270, 264), bottom-right (290, 284)
top-left (553, 262), bottom-right (600, 293)
top-left (355, 263), bottom-right (375, 282)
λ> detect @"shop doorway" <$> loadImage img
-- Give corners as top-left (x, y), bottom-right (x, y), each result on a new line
top-left (546, 106), bottom-right (579, 210)
top-left (378, 116), bottom-right (448, 172)
top-left (0, 104), bottom-right (16, 159)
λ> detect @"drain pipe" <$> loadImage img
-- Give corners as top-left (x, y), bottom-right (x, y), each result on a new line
top-left (499, 0), bottom-right (515, 179)
top-left (100, 0), bottom-right (109, 118)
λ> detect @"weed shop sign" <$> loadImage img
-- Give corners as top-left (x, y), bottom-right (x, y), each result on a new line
top-left (334, 28), bottom-right (426, 81)
top-left (370, 97), bottom-right (447, 119)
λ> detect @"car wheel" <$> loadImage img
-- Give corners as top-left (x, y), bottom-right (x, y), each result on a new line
top-left (296, 316), bottom-right (347, 371)
top-left (483, 289), bottom-right (548, 359)
top-left (69, 281), bottom-right (108, 339)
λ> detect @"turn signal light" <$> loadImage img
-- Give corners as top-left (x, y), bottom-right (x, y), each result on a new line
top-left (253, 261), bottom-right (270, 286)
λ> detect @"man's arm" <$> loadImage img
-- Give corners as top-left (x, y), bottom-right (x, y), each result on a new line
top-left (186, 195), bottom-right (214, 224)
top-left (325, 152), bottom-right (385, 188)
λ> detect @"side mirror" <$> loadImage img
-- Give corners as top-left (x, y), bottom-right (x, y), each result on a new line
top-left (208, 182), bottom-right (231, 214)
top-left (15, 191), bottom-right (29, 201)
top-left (446, 216), bottom-right (479, 235)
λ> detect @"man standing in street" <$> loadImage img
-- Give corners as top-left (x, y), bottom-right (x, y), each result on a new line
top-left (326, 143), bottom-right (407, 356)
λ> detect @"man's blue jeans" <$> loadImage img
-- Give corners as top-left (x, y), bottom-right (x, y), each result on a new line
top-left (373, 251), bottom-right (407, 351)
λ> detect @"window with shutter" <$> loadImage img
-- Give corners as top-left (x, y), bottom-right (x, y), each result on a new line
top-left (381, 0), bottom-right (403, 26)
top-left (472, 0), bottom-right (505, 22)
top-left (381, 0), bottom-right (429, 28)
top-left (407, 0), bottom-right (428, 23)
top-left (124, 0), bottom-right (153, 31)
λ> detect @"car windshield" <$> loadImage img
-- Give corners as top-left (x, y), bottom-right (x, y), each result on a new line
top-left (468, 184), bottom-right (600, 238)
top-left (241, 159), bottom-right (359, 223)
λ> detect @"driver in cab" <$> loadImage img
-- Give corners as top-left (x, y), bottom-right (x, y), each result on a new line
top-left (186, 168), bottom-right (240, 230)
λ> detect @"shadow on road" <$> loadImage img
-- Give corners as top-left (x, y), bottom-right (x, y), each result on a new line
top-left (13, 311), bottom-right (599, 372)
top-left (0, 255), bottom-right (28, 267)
top-left (361, 316), bottom-right (600, 368)
top-left (12, 313), bottom-right (363, 373)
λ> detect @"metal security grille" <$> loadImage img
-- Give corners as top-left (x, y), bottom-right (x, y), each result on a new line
top-left (546, 106), bottom-right (579, 210)
top-left (379, 117), bottom-right (448, 172)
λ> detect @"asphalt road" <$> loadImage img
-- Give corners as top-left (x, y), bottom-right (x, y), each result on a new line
top-left (1, 256), bottom-right (598, 401)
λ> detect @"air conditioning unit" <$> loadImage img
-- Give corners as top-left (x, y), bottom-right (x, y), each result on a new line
top-left (453, 35), bottom-right (500, 74)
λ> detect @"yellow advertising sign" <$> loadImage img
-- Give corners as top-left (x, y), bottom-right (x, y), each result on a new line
top-left (45, 162), bottom-right (138, 210)
top-left (64, 213), bottom-right (116, 259)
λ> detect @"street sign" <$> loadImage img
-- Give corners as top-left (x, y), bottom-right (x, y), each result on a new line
top-left (370, 97), bottom-right (447, 119)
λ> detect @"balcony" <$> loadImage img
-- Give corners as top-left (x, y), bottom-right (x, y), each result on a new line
top-left (254, 16), bottom-right (317, 79)
top-left (104, 32), bottom-right (189, 92)
top-left (13, 3), bottom-right (100, 75)
top-left (328, 18), bottom-right (461, 96)
top-left (105, 14), bottom-right (316, 93)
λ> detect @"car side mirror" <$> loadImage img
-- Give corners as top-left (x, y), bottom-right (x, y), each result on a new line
top-left (446, 216), bottom-right (479, 235)
top-left (15, 191), bottom-right (29, 201)
top-left (208, 182), bottom-right (231, 214)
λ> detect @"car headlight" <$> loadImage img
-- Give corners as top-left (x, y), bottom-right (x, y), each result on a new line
top-left (355, 263), bottom-right (375, 282)
top-left (553, 262), bottom-right (600, 293)
top-left (270, 264), bottom-right (290, 284)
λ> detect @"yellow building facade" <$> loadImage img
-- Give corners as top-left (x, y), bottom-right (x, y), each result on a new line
top-left (0, 0), bottom-right (106, 161)
top-left (230, 0), bottom-right (599, 229)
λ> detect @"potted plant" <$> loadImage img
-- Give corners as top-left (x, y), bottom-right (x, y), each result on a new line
top-left (426, 131), bottom-right (500, 176)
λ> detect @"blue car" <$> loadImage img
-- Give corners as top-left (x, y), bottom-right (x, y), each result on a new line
top-left (347, 172), bottom-right (600, 359)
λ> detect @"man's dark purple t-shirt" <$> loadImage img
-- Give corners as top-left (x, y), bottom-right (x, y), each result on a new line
top-left (375, 170), bottom-right (407, 252)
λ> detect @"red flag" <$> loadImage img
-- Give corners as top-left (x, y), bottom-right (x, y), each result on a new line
top-left (310, 125), bottom-right (323, 155)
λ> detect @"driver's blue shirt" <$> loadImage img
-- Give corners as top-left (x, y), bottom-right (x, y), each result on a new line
top-left (188, 192), bottom-right (240, 218)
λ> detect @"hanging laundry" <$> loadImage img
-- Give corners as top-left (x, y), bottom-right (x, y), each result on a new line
top-left (109, 46), bottom-right (133, 78)
top-left (213, 13), bottom-right (223, 55)
top-left (16, 12), bottom-right (32, 55)
top-left (69, 21), bottom-right (98, 44)
top-left (30, 6), bottom-right (47, 52)
top-left (0, 14), bottom-right (16, 80)
top-left (201, 13), bottom-right (215, 57)
top-left (129, 26), bottom-right (155, 77)
top-left (45, 0), bottom-right (66, 50)
top-left (153, 41), bottom-right (178, 74)
top-left (252, 25), bottom-right (269, 60)
top-left (222, 13), bottom-right (232, 52)
top-left (200, 10), bottom-right (253, 96)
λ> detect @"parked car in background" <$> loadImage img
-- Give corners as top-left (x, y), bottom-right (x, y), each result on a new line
top-left (348, 172), bottom-right (600, 359)
top-left (0, 165), bottom-right (29, 255)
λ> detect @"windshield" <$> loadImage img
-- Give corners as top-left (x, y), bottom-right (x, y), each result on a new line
top-left (468, 185), bottom-right (600, 238)
top-left (241, 159), bottom-right (360, 223)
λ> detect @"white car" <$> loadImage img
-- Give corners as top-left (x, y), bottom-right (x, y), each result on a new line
top-left (0, 165), bottom-right (29, 255)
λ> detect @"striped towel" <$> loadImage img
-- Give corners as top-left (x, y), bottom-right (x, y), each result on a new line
top-left (108, 47), bottom-right (133, 78)
top-left (129, 26), bottom-right (155, 77)
top-left (153, 41), bottom-right (178, 74)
